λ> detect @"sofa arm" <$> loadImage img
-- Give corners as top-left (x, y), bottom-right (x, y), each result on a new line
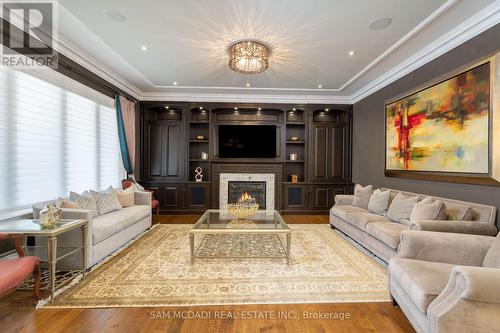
top-left (134, 191), bottom-right (152, 207)
top-left (397, 230), bottom-right (494, 266)
top-left (428, 266), bottom-right (500, 333)
top-left (334, 194), bottom-right (354, 206)
top-left (409, 220), bottom-right (498, 236)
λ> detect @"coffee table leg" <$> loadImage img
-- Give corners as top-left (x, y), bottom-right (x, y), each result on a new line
top-left (81, 224), bottom-right (87, 280)
top-left (286, 233), bottom-right (291, 265)
top-left (189, 233), bottom-right (194, 264)
top-left (48, 236), bottom-right (57, 302)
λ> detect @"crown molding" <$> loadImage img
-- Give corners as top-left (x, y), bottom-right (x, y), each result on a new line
top-left (51, 1), bottom-right (499, 105)
top-left (139, 92), bottom-right (353, 104)
top-left (350, 1), bottom-right (500, 103)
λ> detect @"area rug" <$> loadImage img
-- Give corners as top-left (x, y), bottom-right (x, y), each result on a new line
top-left (42, 224), bottom-right (389, 308)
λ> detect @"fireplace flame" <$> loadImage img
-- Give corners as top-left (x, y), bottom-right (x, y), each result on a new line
top-left (238, 192), bottom-right (254, 202)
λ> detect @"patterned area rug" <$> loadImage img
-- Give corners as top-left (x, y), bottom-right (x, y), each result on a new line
top-left (43, 224), bottom-right (389, 308)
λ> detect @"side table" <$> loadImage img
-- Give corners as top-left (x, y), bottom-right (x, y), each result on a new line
top-left (0, 219), bottom-right (88, 302)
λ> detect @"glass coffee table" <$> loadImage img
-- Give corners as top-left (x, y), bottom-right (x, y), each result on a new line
top-left (190, 210), bottom-right (291, 264)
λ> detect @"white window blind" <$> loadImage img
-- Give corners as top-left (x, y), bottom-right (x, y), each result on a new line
top-left (0, 64), bottom-right (122, 214)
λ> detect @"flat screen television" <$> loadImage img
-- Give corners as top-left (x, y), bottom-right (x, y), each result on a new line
top-left (218, 125), bottom-right (276, 158)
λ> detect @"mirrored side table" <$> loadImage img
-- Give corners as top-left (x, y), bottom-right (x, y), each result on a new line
top-left (0, 219), bottom-right (88, 302)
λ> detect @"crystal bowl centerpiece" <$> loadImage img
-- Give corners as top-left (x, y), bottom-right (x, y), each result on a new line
top-left (226, 192), bottom-right (259, 220)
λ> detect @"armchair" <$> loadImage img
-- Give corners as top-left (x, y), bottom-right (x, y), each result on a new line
top-left (389, 230), bottom-right (500, 333)
top-left (0, 233), bottom-right (41, 300)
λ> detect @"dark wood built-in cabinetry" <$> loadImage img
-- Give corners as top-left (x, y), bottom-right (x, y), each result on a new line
top-left (140, 102), bottom-right (353, 214)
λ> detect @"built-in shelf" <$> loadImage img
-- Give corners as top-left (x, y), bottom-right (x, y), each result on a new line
top-left (189, 159), bottom-right (210, 162)
top-left (189, 121), bottom-right (209, 124)
top-left (189, 139), bottom-right (209, 143)
top-left (286, 141), bottom-right (305, 144)
top-left (286, 122), bottom-right (305, 125)
top-left (286, 160), bottom-right (305, 163)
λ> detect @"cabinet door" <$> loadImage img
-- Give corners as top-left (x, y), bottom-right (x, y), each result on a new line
top-left (146, 122), bottom-right (185, 180)
top-left (310, 125), bottom-right (346, 181)
top-left (186, 183), bottom-right (210, 210)
top-left (160, 184), bottom-right (184, 209)
top-left (283, 185), bottom-right (308, 210)
top-left (311, 186), bottom-right (347, 210)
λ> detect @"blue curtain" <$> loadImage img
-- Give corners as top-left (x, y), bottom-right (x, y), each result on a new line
top-left (115, 95), bottom-right (132, 175)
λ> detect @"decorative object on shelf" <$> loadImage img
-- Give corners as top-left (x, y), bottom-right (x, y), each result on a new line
top-left (290, 175), bottom-right (299, 183)
top-left (289, 136), bottom-right (300, 142)
top-left (385, 53), bottom-right (500, 185)
top-left (195, 135), bottom-right (207, 140)
top-left (229, 40), bottom-right (270, 74)
top-left (201, 152), bottom-right (209, 160)
top-left (196, 109), bottom-right (208, 121)
top-left (289, 153), bottom-right (298, 161)
top-left (194, 167), bottom-right (203, 182)
top-left (39, 204), bottom-right (62, 229)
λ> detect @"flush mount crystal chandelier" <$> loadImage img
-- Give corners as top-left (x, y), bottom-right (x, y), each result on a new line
top-left (229, 41), bottom-right (270, 74)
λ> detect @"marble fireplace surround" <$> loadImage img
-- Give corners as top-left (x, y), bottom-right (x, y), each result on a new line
top-left (219, 173), bottom-right (275, 211)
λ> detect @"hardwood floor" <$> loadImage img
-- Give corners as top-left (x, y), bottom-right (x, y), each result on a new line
top-left (0, 215), bottom-right (414, 333)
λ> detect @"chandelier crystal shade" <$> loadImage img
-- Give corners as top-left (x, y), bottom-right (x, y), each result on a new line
top-left (229, 41), bottom-right (270, 74)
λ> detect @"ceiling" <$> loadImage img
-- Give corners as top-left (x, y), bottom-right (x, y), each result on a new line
top-left (55, 0), bottom-right (499, 102)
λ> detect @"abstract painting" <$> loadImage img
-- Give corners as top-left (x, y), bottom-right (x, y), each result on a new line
top-left (386, 62), bottom-right (490, 174)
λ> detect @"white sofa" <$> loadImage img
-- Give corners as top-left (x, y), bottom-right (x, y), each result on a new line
top-left (330, 187), bottom-right (498, 262)
top-left (32, 191), bottom-right (152, 268)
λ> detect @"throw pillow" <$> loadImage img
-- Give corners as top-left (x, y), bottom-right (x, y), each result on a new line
top-left (115, 186), bottom-right (135, 207)
top-left (449, 205), bottom-right (475, 221)
top-left (57, 197), bottom-right (79, 209)
top-left (70, 191), bottom-right (98, 217)
top-left (410, 199), bottom-right (447, 223)
top-left (368, 189), bottom-right (391, 215)
top-left (90, 190), bottom-right (122, 215)
top-left (352, 184), bottom-right (373, 209)
top-left (386, 192), bottom-right (419, 223)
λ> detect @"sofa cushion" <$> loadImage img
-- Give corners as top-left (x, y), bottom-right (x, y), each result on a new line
top-left (70, 191), bottom-right (98, 217)
top-left (352, 184), bottom-right (373, 209)
top-left (366, 222), bottom-right (406, 249)
top-left (390, 258), bottom-right (454, 313)
top-left (92, 205), bottom-right (150, 244)
top-left (330, 205), bottom-right (367, 220)
top-left (90, 189), bottom-right (122, 215)
top-left (344, 212), bottom-right (390, 231)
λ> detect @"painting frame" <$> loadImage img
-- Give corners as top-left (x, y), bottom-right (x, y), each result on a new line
top-left (384, 51), bottom-right (500, 186)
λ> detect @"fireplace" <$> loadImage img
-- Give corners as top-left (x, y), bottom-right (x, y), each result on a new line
top-left (228, 181), bottom-right (266, 209)
top-left (219, 173), bottom-right (275, 211)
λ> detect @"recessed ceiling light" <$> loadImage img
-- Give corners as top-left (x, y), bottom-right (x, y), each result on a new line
top-left (172, 81), bottom-right (178, 86)
top-left (234, 107), bottom-right (238, 110)
top-left (102, 9), bottom-right (126, 23)
top-left (165, 106), bottom-right (169, 109)
top-left (258, 107), bottom-right (262, 111)
top-left (199, 106), bottom-right (203, 110)
top-left (141, 46), bottom-right (147, 51)
top-left (348, 50), bottom-right (355, 56)
top-left (369, 17), bottom-right (392, 31)
top-left (292, 108), bottom-right (296, 111)
top-left (325, 108), bottom-right (330, 112)
top-left (317, 85), bottom-right (323, 89)
top-left (246, 83), bottom-right (251, 87)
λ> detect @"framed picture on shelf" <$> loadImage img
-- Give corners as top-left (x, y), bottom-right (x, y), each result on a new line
top-left (385, 52), bottom-right (500, 185)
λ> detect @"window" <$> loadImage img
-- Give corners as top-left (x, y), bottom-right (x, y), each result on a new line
top-left (0, 64), bottom-right (122, 214)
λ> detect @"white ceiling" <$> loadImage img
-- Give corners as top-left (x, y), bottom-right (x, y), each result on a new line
top-left (55, 0), bottom-right (500, 102)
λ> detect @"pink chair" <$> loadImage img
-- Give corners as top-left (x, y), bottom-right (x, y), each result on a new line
top-left (0, 233), bottom-right (41, 300)
top-left (122, 179), bottom-right (160, 218)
